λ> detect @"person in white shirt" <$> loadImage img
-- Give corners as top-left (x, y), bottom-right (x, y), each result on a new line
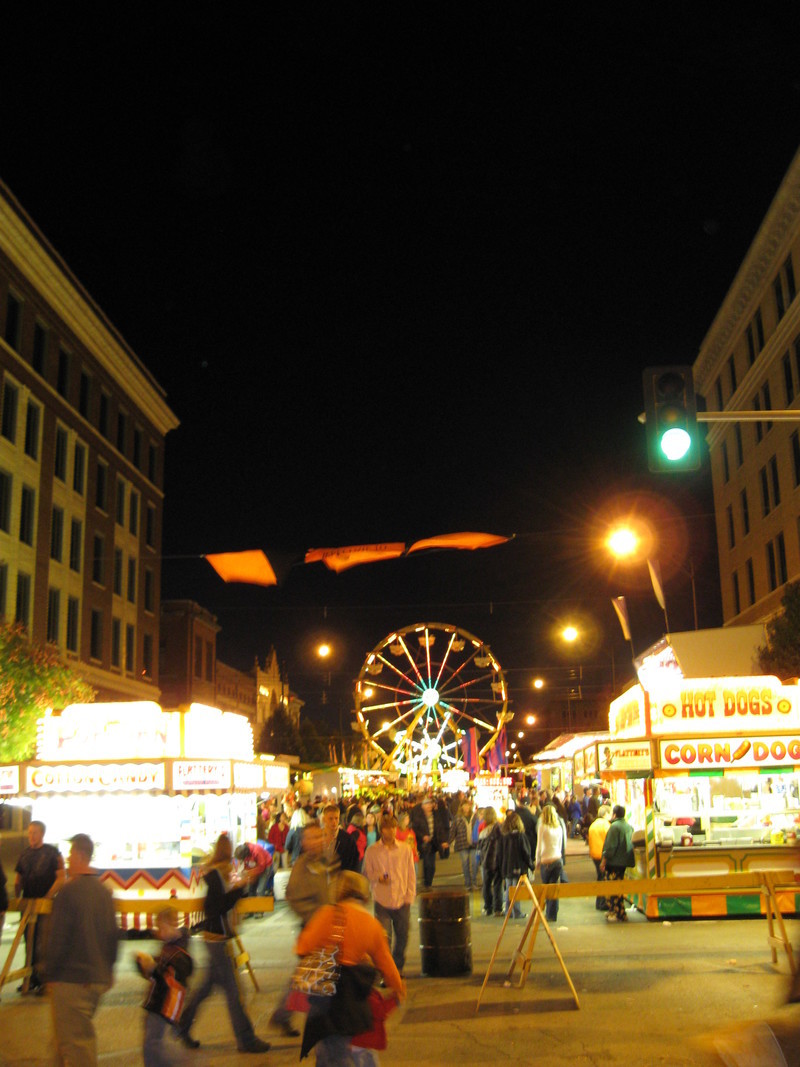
top-left (363, 813), bottom-right (416, 976)
top-left (534, 803), bottom-right (566, 923)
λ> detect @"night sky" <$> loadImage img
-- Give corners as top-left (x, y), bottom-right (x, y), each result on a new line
top-left (3, 9), bottom-right (800, 741)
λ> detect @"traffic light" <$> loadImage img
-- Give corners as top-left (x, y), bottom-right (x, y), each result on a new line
top-left (643, 365), bottom-right (699, 472)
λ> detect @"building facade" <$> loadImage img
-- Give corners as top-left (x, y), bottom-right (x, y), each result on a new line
top-left (694, 146), bottom-right (800, 627)
top-left (159, 599), bottom-right (302, 737)
top-left (0, 181), bottom-right (179, 700)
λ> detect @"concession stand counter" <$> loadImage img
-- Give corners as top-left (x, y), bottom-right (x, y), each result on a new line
top-left (0, 701), bottom-right (290, 898)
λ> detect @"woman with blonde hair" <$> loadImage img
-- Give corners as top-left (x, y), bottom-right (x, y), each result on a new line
top-left (177, 834), bottom-right (270, 1053)
top-left (535, 803), bottom-right (566, 923)
top-left (478, 806), bottom-right (503, 917)
top-left (295, 870), bottom-right (405, 1063)
top-left (500, 810), bottom-right (532, 919)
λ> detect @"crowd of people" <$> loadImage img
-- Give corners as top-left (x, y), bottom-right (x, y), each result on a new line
top-left (0, 787), bottom-right (635, 1065)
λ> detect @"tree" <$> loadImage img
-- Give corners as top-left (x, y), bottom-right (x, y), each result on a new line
top-left (758, 580), bottom-right (800, 680)
top-left (0, 621), bottom-right (95, 762)
top-left (299, 717), bottom-right (329, 763)
top-left (257, 702), bottom-right (302, 758)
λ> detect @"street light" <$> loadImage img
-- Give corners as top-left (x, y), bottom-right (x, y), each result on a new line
top-left (606, 522), bottom-right (698, 631)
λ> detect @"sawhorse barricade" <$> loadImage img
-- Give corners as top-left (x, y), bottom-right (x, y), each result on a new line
top-left (476, 869), bottom-right (798, 1013)
top-left (0, 894), bottom-right (273, 999)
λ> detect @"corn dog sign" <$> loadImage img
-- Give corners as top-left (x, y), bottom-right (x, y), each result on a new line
top-left (648, 677), bottom-right (799, 735)
top-left (659, 735), bottom-right (800, 770)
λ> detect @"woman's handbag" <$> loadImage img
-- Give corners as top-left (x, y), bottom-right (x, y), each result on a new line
top-left (291, 906), bottom-right (346, 997)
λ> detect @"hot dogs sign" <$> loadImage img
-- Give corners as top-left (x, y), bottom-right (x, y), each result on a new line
top-left (649, 677), bottom-right (799, 735)
top-left (649, 676), bottom-right (800, 770)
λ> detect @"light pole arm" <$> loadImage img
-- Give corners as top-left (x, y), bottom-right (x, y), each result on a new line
top-left (639, 409), bottom-right (800, 424)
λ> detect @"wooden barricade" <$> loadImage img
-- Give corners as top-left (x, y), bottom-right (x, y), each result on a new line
top-left (475, 869), bottom-right (797, 1013)
top-left (0, 894), bottom-right (273, 999)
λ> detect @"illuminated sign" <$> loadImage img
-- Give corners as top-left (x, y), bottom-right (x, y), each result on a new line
top-left (609, 685), bottom-right (647, 737)
top-left (584, 747), bottom-right (597, 775)
top-left (599, 741), bottom-right (651, 772)
top-left (26, 762), bottom-right (165, 793)
top-left (574, 750), bottom-right (585, 778)
top-left (38, 702), bottom-right (180, 760)
top-left (476, 776), bottom-right (512, 787)
top-left (172, 761), bottom-right (231, 791)
top-left (0, 765), bottom-right (20, 794)
top-left (263, 763), bottom-right (290, 790)
top-left (233, 762), bottom-right (264, 791)
top-left (659, 735), bottom-right (800, 770)
top-left (649, 677), bottom-right (799, 736)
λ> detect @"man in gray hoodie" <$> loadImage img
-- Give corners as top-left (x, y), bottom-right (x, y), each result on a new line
top-left (45, 833), bottom-right (118, 1066)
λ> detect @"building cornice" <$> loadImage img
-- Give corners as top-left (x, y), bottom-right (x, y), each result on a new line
top-left (0, 182), bottom-right (179, 436)
top-left (694, 145), bottom-right (800, 390)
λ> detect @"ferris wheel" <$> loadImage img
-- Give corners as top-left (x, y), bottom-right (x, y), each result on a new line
top-left (353, 623), bottom-right (511, 777)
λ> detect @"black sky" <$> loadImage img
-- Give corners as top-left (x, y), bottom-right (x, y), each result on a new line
top-left (3, 8), bottom-right (800, 734)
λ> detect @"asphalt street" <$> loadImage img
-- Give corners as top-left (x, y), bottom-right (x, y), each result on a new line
top-left (2, 841), bottom-right (799, 1067)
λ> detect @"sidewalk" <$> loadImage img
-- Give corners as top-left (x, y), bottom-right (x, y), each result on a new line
top-left (2, 844), bottom-right (800, 1066)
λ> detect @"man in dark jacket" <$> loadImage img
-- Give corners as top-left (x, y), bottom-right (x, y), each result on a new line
top-left (600, 804), bottom-right (634, 923)
top-left (410, 796), bottom-right (450, 888)
top-left (514, 796), bottom-right (538, 861)
top-left (320, 803), bottom-right (360, 874)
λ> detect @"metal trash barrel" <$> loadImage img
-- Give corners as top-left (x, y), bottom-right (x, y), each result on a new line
top-left (418, 890), bottom-right (472, 976)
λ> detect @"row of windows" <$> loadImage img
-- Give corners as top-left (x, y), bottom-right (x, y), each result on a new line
top-left (0, 567), bottom-right (153, 677)
top-left (194, 635), bottom-right (215, 681)
top-left (724, 431), bottom-right (800, 551)
top-left (713, 256), bottom-right (798, 411)
top-left (731, 529), bottom-right (790, 614)
top-left (3, 289), bottom-right (161, 486)
top-left (88, 537), bottom-right (155, 612)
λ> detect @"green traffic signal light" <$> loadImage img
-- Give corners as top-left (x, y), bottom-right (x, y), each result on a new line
top-left (643, 365), bottom-right (700, 472)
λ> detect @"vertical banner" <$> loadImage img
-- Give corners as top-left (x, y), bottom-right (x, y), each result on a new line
top-left (461, 728), bottom-right (479, 777)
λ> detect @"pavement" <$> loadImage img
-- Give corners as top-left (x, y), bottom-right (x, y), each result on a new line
top-left (2, 839), bottom-right (800, 1066)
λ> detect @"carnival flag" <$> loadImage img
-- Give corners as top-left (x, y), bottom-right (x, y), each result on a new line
top-left (611, 595), bottom-right (632, 642)
top-left (461, 727), bottom-right (479, 777)
top-left (647, 558), bottom-right (666, 611)
top-left (486, 725), bottom-right (507, 773)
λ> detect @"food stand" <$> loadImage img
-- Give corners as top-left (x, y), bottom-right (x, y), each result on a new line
top-left (0, 701), bottom-right (290, 898)
top-left (608, 672), bottom-right (800, 919)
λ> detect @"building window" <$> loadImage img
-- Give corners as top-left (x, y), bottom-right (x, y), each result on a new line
top-left (54, 426), bottom-right (68, 481)
top-left (714, 377), bottom-right (723, 409)
top-left (0, 562), bottom-right (7, 616)
top-left (24, 401), bottom-right (40, 460)
top-left (133, 428), bottom-right (142, 469)
top-left (754, 393), bottom-right (763, 443)
top-left (766, 534), bottom-right (788, 592)
top-left (142, 633), bottom-right (153, 677)
top-left (57, 348), bottom-right (70, 398)
top-left (746, 558), bottom-right (755, 605)
top-left (66, 596), bottom-right (80, 653)
top-left (775, 256), bottom-right (797, 322)
top-left (113, 547), bottom-right (123, 595)
top-left (92, 534), bottom-right (105, 585)
top-left (96, 460), bottom-right (108, 511)
top-left (125, 623), bottom-right (135, 673)
top-left (148, 443), bottom-right (158, 484)
top-left (15, 571), bottom-right (31, 629)
top-left (98, 391), bottom-right (109, 438)
top-left (732, 571), bottom-right (740, 616)
top-left (117, 411), bottom-right (127, 454)
top-left (79, 371), bottom-right (91, 418)
top-left (721, 441), bottom-right (729, 483)
top-left (734, 423), bottom-right (743, 468)
top-left (127, 557), bottom-right (136, 603)
top-left (763, 381), bottom-right (773, 432)
top-left (90, 609), bottom-right (103, 660)
top-left (69, 518), bottom-right (82, 572)
top-left (755, 308), bottom-right (765, 350)
top-left (19, 485), bottom-right (35, 545)
top-left (129, 490), bottom-right (139, 536)
top-left (47, 588), bottom-right (60, 644)
top-left (205, 641), bottom-right (213, 682)
top-left (111, 617), bottom-right (122, 667)
top-left (194, 635), bottom-right (203, 678)
top-left (1, 380), bottom-right (18, 442)
top-left (144, 567), bottom-right (154, 612)
top-left (770, 454), bottom-right (781, 507)
top-left (740, 487), bottom-right (750, 535)
top-left (32, 323), bottom-right (47, 375)
top-left (51, 506), bottom-right (64, 561)
top-left (728, 354), bottom-right (737, 395)
top-left (784, 352), bottom-right (796, 405)
top-left (145, 504), bottom-right (156, 548)
top-left (726, 505), bottom-right (734, 549)
top-left (73, 442), bottom-right (85, 494)
top-left (760, 465), bottom-right (770, 517)
top-left (0, 469), bottom-right (11, 532)
top-left (746, 324), bottom-right (756, 365)
top-left (4, 292), bottom-right (22, 350)
top-left (115, 478), bottom-right (125, 525)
